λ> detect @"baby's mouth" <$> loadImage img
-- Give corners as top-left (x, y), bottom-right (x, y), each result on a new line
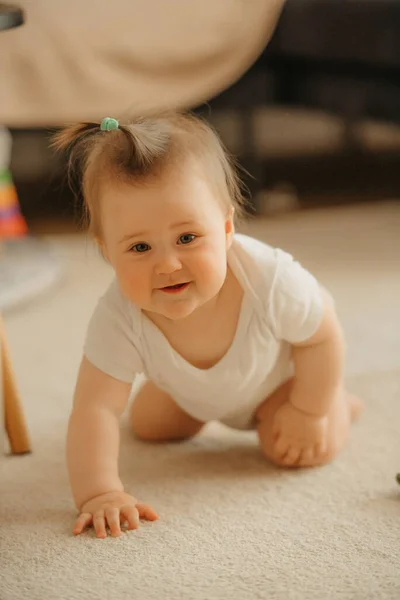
top-left (159, 282), bottom-right (190, 294)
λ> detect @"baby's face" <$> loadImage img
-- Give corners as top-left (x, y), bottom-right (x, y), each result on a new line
top-left (99, 166), bottom-right (234, 320)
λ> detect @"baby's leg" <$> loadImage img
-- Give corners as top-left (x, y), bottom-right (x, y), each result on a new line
top-left (256, 378), bottom-right (363, 468)
top-left (130, 381), bottom-right (204, 442)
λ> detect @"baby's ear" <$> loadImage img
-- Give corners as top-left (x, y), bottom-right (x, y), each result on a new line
top-left (225, 207), bottom-right (235, 248)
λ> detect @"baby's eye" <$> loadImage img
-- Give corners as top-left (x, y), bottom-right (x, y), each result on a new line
top-left (130, 243), bottom-right (151, 253)
top-left (178, 234), bottom-right (196, 245)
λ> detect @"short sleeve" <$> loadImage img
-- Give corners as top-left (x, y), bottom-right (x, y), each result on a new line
top-left (266, 249), bottom-right (324, 343)
top-left (83, 279), bottom-right (144, 382)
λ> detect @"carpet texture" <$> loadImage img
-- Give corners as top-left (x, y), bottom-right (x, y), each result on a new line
top-left (1, 201), bottom-right (400, 600)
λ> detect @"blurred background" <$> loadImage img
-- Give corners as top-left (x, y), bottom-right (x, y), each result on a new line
top-left (7, 0), bottom-right (400, 228)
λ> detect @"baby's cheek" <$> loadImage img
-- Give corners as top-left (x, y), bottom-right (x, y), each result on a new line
top-left (118, 264), bottom-right (148, 302)
top-left (196, 251), bottom-right (226, 286)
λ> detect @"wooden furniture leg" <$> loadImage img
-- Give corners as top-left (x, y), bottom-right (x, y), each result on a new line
top-left (0, 313), bottom-right (31, 454)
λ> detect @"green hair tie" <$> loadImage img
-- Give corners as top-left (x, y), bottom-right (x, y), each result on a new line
top-left (100, 117), bottom-right (119, 131)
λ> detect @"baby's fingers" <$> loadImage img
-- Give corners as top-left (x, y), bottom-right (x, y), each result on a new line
top-left (136, 503), bottom-right (159, 522)
top-left (281, 445), bottom-right (301, 467)
top-left (93, 511), bottom-right (107, 539)
top-left (120, 505), bottom-right (140, 531)
top-left (273, 435), bottom-right (290, 459)
top-left (73, 512), bottom-right (93, 536)
top-left (298, 446), bottom-right (315, 466)
top-left (105, 507), bottom-right (122, 538)
top-left (316, 437), bottom-right (328, 457)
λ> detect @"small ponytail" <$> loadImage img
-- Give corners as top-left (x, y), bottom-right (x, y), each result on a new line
top-left (52, 122), bottom-right (102, 232)
top-left (52, 112), bottom-right (247, 238)
top-left (51, 122), bottom-right (99, 152)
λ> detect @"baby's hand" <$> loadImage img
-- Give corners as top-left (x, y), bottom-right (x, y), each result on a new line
top-left (272, 402), bottom-right (329, 467)
top-left (73, 491), bottom-right (158, 538)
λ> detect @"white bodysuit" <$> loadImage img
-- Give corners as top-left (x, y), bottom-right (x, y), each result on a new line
top-left (83, 234), bottom-right (324, 429)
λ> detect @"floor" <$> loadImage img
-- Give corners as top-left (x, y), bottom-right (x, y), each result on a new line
top-left (1, 201), bottom-right (400, 600)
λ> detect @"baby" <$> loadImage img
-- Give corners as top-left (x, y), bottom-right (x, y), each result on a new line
top-left (54, 113), bottom-right (362, 539)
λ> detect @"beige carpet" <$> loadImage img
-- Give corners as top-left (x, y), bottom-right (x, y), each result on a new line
top-left (1, 201), bottom-right (400, 600)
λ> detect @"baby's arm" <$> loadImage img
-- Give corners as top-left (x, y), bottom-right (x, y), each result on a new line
top-left (272, 290), bottom-right (347, 462)
top-left (67, 356), bottom-right (129, 508)
top-left (289, 288), bottom-right (345, 416)
top-left (67, 356), bottom-right (157, 538)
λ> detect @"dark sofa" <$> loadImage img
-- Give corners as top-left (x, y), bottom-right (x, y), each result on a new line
top-left (198, 0), bottom-right (400, 209)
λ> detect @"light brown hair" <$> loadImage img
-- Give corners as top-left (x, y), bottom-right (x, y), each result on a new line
top-left (52, 112), bottom-right (248, 238)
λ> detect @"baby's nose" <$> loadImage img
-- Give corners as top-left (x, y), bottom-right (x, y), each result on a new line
top-left (155, 252), bottom-right (182, 275)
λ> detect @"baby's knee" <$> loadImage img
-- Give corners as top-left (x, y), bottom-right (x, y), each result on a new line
top-left (129, 406), bottom-right (156, 442)
top-left (129, 396), bottom-right (203, 443)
